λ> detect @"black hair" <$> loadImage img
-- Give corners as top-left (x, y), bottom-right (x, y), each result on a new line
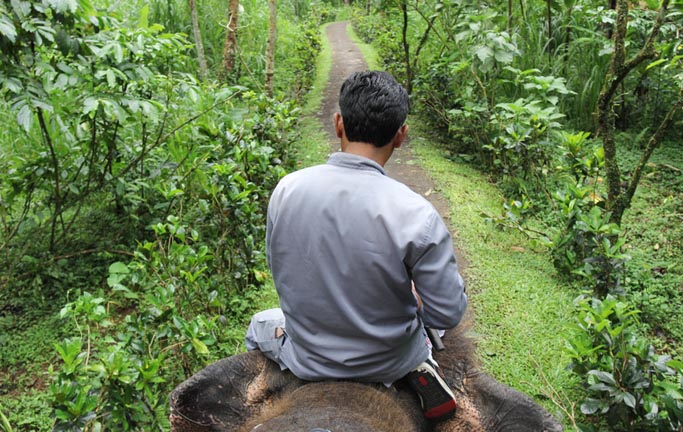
top-left (338, 71), bottom-right (410, 148)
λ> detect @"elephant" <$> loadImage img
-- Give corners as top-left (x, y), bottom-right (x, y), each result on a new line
top-left (169, 323), bottom-right (564, 431)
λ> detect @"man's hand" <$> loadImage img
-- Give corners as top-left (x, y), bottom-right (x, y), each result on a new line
top-left (412, 282), bottom-right (423, 312)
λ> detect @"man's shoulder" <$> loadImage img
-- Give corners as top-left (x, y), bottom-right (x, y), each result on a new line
top-left (270, 164), bottom-right (335, 203)
top-left (282, 163), bottom-right (330, 180)
top-left (275, 164), bottom-right (329, 189)
top-left (383, 176), bottom-right (435, 208)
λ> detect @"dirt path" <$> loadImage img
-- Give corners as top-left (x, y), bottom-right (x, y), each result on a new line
top-left (316, 21), bottom-right (467, 269)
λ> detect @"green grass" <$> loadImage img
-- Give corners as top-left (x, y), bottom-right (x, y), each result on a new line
top-left (409, 127), bottom-right (581, 427)
top-left (297, 22), bottom-right (334, 167)
top-left (333, 6), bottom-right (354, 22)
top-left (0, 302), bottom-right (69, 431)
top-left (617, 135), bottom-right (683, 357)
top-left (302, 23), bottom-right (333, 117)
top-left (346, 23), bottom-right (379, 70)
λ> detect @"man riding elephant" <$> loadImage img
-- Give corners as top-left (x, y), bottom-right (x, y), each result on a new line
top-left (169, 71), bottom-right (563, 432)
top-left (169, 324), bottom-right (564, 431)
top-left (245, 70), bottom-right (467, 421)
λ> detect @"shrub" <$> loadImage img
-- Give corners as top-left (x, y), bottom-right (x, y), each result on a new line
top-left (566, 294), bottom-right (683, 431)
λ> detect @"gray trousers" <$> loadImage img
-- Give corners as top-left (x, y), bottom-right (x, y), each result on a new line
top-left (245, 308), bottom-right (441, 379)
top-left (245, 308), bottom-right (288, 369)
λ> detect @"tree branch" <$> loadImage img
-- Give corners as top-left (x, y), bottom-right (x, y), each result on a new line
top-left (37, 107), bottom-right (62, 252)
top-left (411, 2), bottom-right (444, 45)
top-left (115, 90), bottom-right (242, 181)
top-left (598, 0), bottom-right (672, 219)
top-left (412, 10), bottom-right (437, 74)
top-left (51, 248), bottom-right (136, 261)
top-left (616, 90), bottom-right (682, 223)
top-left (400, 1), bottom-right (412, 93)
top-left (599, 0), bottom-right (670, 113)
top-left (0, 182), bottom-right (36, 254)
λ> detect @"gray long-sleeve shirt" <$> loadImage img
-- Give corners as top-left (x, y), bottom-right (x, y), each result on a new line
top-left (267, 152), bottom-right (467, 383)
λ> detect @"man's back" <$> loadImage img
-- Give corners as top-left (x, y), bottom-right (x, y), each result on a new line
top-left (267, 152), bottom-right (466, 383)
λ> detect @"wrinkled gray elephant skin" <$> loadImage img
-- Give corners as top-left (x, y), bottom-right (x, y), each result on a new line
top-left (169, 325), bottom-right (564, 431)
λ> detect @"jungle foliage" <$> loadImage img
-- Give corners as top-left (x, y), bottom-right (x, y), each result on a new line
top-left (353, 0), bottom-right (682, 430)
top-left (0, 0), bottom-right (331, 429)
top-left (1, 0), bottom-right (682, 430)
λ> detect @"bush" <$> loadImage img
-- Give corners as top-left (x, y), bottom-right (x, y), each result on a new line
top-left (0, 2), bottom-right (303, 429)
top-left (49, 91), bottom-right (300, 428)
top-left (566, 294), bottom-right (683, 431)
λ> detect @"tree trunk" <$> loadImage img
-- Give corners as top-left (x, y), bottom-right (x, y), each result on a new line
top-left (508, 0), bottom-right (513, 32)
top-left (37, 108), bottom-right (62, 253)
top-left (546, 0), bottom-right (552, 62)
top-left (412, 13), bottom-right (436, 75)
top-left (595, 0), bottom-right (673, 226)
top-left (400, 1), bottom-right (412, 94)
top-left (265, 0), bottom-right (277, 97)
top-left (189, 0), bottom-right (209, 81)
top-left (221, 0), bottom-right (240, 81)
top-left (614, 91), bottom-right (683, 222)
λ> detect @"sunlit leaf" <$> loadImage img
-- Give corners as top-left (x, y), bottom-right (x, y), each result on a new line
top-left (109, 262), bottom-right (129, 274)
top-left (83, 96), bottom-right (99, 116)
top-left (0, 14), bottom-right (17, 42)
top-left (494, 48), bottom-right (514, 64)
top-left (137, 4), bottom-right (149, 28)
top-left (667, 359), bottom-right (683, 371)
top-left (646, 58), bottom-right (667, 70)
top-left (190, 338), bottom-right (209, 355)
top-left (589, 370), bottom-right (617, 386)
top-left (45, 0), bottom-right (78, 13)
top-left (622, 392), bottom-right (637, 408)
top-left (581, 397), bottom-right (605, 415)
top-left (17, 103), bottom-right (33, 132)
top-left (474, 45), bottom-right (494, 64)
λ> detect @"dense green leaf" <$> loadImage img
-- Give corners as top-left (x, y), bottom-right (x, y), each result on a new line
top-left (588, 370), bottom-right (617, 386)
top-left (474, 45), bottom-right (494, 64)
top-left (581, 397), bottom-right (606, 415)
top-left (16, 104), bottom-right (32, 132)
top-left (0, 14), bottom-right (17, 42)
top-left (109, 262), bottom-right (129, 274)
top-left (44, 0), bottom-right (78, 14)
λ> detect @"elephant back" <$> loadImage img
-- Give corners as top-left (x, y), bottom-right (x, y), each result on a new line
top-left (170, 351), bottom-right (301, 431)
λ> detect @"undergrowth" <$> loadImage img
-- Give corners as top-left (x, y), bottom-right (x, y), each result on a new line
top-left (618, 134), bottom-right (683, 358)
top-left (0, 0), bottom-right (329, 429)
top-left (349, 21), bottom-right (583, 427)
top-left (409, 126), bottom-right (581, 427)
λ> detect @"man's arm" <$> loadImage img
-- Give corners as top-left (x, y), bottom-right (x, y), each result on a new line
top-left (410, 212), bottom-right (467, 330)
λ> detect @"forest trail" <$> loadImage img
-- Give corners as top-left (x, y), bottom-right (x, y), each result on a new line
top-left (316, 21), bottom-right (468, 269)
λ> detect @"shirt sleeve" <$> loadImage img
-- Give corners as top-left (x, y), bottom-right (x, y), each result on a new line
top-left (265, 186), bottom-right (279, 271)
top-left (410, 211), bottom-right (467, 330)
top-left (266, 210), bottom-right (273, 270)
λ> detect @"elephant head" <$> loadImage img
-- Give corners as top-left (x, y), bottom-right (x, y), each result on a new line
top-left (170, 324), bottom-right (563, 431)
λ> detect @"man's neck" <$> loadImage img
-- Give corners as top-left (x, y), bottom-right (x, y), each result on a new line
top-left (342, 140), bottom-right (393, 167)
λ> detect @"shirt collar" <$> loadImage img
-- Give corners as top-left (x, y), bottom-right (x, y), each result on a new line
top-left (327, 152), bottom-right (386, 176)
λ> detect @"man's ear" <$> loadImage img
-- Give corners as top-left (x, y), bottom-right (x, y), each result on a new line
top-left (334, 113), bottom-right (344, 139)
top-left (392, 124), bottom-right (409, 149)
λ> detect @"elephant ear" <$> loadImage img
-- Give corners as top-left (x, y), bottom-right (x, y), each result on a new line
top-left (170, 351), bottom-right (304, 432)
top-left (460, 371), bottom-right (564, 432)
top-left (431, 323), bottom-right (563, 432)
